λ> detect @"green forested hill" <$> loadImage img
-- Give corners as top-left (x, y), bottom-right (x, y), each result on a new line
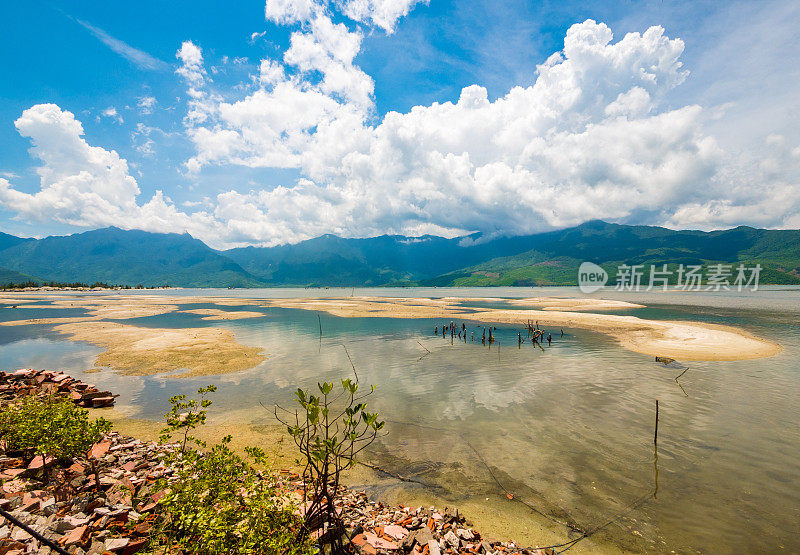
top-left (0, 267), bottom-right (40, 285)
top-left (0, 227), bottom-right (265, 287)
top-left (0, 231), bottom-right (32, 252)
top-left (221, 233), bottom-right (519, 286)
top-left (422, 221), bottom-right (800, 286)
top-left (0, 222), bottom-right (798, 287)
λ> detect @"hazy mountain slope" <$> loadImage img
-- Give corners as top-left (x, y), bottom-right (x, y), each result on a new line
top-left (0, 267), bottom-right (39, 285)
top-left (425, 222), bottom-right (800, 286)
top-left (0, 222), bottom-right (798, 287)
top-left (0, 232), bottom-right (32, 253)
top-left (221, 233), bottom-right (526, 286)
top-left (0, 227), bottom-right (265, 287)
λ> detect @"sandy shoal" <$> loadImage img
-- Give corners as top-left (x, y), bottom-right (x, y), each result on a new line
top-left (180, 308), bottom-right (266, 320)
top-left (0, 298), bottom-right (42, 304)
top-left (49, 298), bottom-right (179, 319)
top-left (503, 297), bottom-right (644, 311)
top-left (53, 321), bottom-right (266, 377)
top-left (260, 297), bottom-right (781, 361)
top-left (0, 316), bottom-right (103, 327)
top-left (2, 292), bottom-right (782, 362)
top-left (464, 309), bottom-right (781, 361)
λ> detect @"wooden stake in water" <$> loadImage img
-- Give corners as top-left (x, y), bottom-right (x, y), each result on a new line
top-left (653, 399), bottom-right (660, 498)
top-left (654, 399), bottom-right (659, 445)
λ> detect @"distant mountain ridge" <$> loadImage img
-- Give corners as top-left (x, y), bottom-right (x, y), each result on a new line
top-left (0, 221), bottom-right (798, 287)
top-left (0, 227), bottom-right (263, 288)
top-left (222, 232), bottom-right (527, 286)
top-left (422, 221), bottom-right (800, 286)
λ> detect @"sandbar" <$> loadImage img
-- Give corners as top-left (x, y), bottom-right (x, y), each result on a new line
top-left (0, 316), bottom-right (103, 327)
top-left (0, 292), bottom-right (782, 362)
top-left (181, 308), bottom-right (266, 320)
top-left (503, 297), bottom-right (644, 311)
top-left (259, 297), bottom-right (781, 361)
top-left (49, 297), bottom-right (179, 319)
top-left (53, 321), bottom-right (266, 377)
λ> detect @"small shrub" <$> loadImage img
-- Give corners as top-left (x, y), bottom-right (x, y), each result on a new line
top-left (276, 365), bottom-right (384, 553)
top-left (150, 386), bottom-right (312, 555)
top-left (159, 384), bottom-right (216, 453)
top-left (0, 396), bottom-right (111, 482)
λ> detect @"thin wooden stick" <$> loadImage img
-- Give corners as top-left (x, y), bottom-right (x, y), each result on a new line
top-left (654, 399), bottom-right (659, 445)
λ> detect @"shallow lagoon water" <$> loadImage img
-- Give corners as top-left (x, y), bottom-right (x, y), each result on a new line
top-left (1, 287), bottom-right (799, 553)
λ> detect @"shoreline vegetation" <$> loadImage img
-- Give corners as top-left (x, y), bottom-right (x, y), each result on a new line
top-left (0, 369), bottom-right (614, 554)
top-left (1, 282), bottom-right (170, 291)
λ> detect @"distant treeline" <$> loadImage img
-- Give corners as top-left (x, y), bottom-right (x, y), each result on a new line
top-left (1, 281), bottom-right (168, 290)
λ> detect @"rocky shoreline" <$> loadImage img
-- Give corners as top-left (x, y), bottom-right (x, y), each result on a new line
top-left (0, 371), bottom-right (559, 554)
top-left (1, 369), bottom-right (117, 409)
top-left (1, 429), bottom-right (173, 554)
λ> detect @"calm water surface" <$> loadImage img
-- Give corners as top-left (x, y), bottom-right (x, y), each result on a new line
top-left (1, 287), bottom-right (799, 553)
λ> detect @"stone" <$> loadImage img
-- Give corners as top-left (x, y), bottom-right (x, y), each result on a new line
top-left (19, 496), bottom-right (40, 513)
top-left (456, 528), bottom-right (475, 541)
top-left (427, 539), bottom-right (441, 555)
top-left (27, 455), bottom-right (55, 471)
top-left (403, 526), bottom-right (433, 550)
top-left (10, 528), bottom-right (32, 542)
top-left (88, 441), bottom-right (111, 460)
top-left (63, 515), bottom-right (90, 528)
top-left (121, 537), bottom-right (148, 554)
top-left (444, 530), bottom-right (460, 548)
top-left (61, 524), bottom-right (89, 547)
top-left (0, 540), bottom-right (26, 553)
top-left (383, 524), bottom-right (408, 540)
top-left (50, 518), bottom-right (77, 534)
top-left (352, 533), bottom-right (378, 555)
top-left (104, 537), bottom-right (129, 551)
top-left (39, 498), bottom-right (57, 516)
top-left (363, 531), bottom-right (398, 550)
top-left (68, 462), bottom-right (86, 474)
top-left (2, 479), bottom-right (26, 495)
top-left (86, 539), bottom-right (107, 555)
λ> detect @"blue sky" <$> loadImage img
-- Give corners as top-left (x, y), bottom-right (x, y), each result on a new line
top-left (0, 0), bottom-right (798, 247)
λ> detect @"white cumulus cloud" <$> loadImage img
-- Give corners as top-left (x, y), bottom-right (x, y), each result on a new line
top-left (0, 104), bottom-right (222, 243)
top-left (2, 14), bottom-right (798, 248)
top-left (337, 0), bottom-right (428, 33)
top-left (167, 18), bottom-right (796, 246)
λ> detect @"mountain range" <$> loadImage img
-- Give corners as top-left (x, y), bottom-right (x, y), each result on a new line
top-left (0, 222), bottom-right (798, 287)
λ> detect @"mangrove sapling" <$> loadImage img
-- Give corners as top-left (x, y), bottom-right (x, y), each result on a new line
top-left (275, 363), bottom-right (385, 553)
top-left (0, 396), bottom-right (110, 484)
top-left (152, 386), bottom-right (311, 555)
top-left (159, 384), bottom-right (216, 453)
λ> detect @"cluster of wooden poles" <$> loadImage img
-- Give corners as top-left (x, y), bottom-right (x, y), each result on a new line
top-left (433, 319), bottom-right (564, 349)
top-left (522, 319), bottom-right (563, 347)
top-left (435, 321), bottom-right (487, 343)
